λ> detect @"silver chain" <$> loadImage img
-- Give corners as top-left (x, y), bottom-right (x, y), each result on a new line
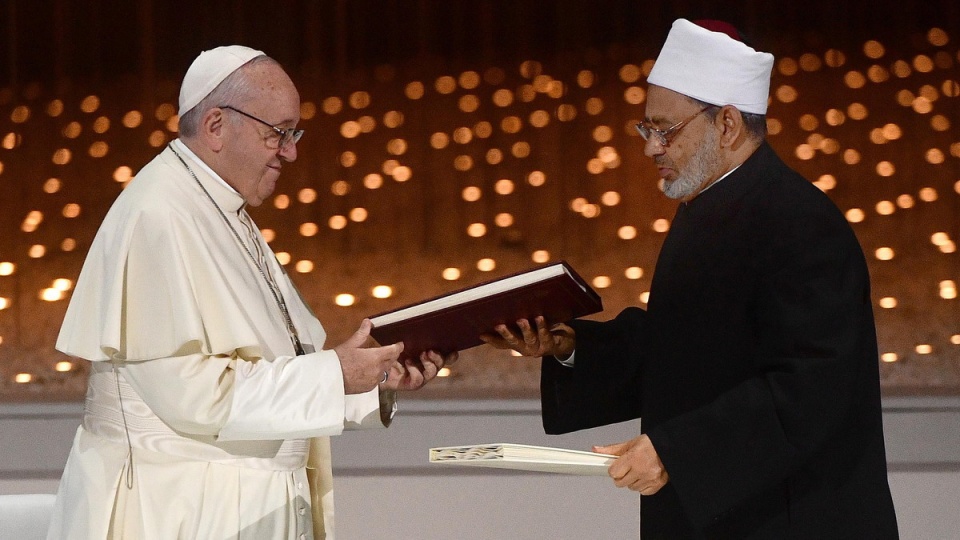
top-left (168, 144), bottom-right (305, 356)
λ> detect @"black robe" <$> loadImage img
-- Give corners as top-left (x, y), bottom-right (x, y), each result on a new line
top-left (542, 142), bottom-right (899, 539)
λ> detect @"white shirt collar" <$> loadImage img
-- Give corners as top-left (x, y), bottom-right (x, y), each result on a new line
top-left (172, 139), bottom-right (240, 196)
top-left (696, 163), bottom-right (742, 197)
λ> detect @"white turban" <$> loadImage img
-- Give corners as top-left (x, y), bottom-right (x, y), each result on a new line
top-left (647, 19), bottom-right (774, 114)
top-left (178, 45), bottom-right (265, 116)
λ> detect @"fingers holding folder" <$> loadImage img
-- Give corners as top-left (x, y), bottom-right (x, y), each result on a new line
top-left (479, 316), bottom-right (576, 359)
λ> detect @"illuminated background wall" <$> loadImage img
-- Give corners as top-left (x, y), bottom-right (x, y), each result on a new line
top-left (0, 0), bottom-right (958, 401)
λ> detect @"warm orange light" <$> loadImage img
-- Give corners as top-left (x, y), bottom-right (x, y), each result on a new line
top-left (592, 276), bottom-right (611, 289)
top-left (466, 223), bottom-right (487, 237)
top-left (494, 179), bottom-right (515, 195)
top-left (776, 85), bottom-right (798, 103)
top-left (462, 186), bottom-right (482, 202)
top-left (527, 171), bottom-right (546, 187)
top-left (874, 247), bottom-right (895, 261)
top-left (322, 97), bottom-right (343, 114)
top-left (89, 141), bottom-right (109, 158)
top-left (813, 175), bottom-right (836, 191)
top-left (430, 132), bottom-right (450, 149)
top-left (52, 148), bottom-right (72, 165)
top-left (940, 281), bottom-right (958, 300)
top-left (81, 95), bottom-right (101, 113)
top-left (458, 95), bottom-right (479, 113)
top-left (298, 188), bottom-right (317, 204)
top-left (328, 216), bottom-right (347, 230)
top-left (123, 111), bottom-right (143, 128)
top-left (453, 155), bottom-right (473, 171)
top-left (153, 103), bottom-right (174, 120)
top-left (875, 201), bottom-right (895, 216)
top-left (878, 297), bottom-right (897, 309)
top-left (40, 288), bottom-right (63, 301)
top-left (114, 166), bottom-right (133, 183)
top-left (300, 102), bottom-right (317, 120)
top-left (53, 279), bottom-right (73, 291)
top-left (845, 209), bottom-right (865, 223)
top-left (363, 174), bottom-right (384, 190)
top-left (864, 40), bottom-right (885, 59)
top-left (349, 208), bottom-right (368, 222)
top-left (477, 258), bottom-right (496, 272)
top-left (918, 188), bottom-right (938, 202)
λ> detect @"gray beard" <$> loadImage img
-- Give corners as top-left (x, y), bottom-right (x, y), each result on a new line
top-left (660, 130), bottom-right (721, 201)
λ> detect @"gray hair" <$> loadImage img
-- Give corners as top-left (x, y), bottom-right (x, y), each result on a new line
top-left (178, 55), bottom-right (279, 138)
top-left (692, 97), bottom-right (767, 140)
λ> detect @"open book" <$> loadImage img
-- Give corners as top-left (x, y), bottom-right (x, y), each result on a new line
top-left (429, 443), bottom-right (616, 476)
top-left (368, 261), bottom-right (602, 359)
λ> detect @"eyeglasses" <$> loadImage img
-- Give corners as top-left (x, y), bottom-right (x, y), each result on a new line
top-left (634, 106), bottom-right (712, 147)
top-left (220, 105), bottom-right (304, 149)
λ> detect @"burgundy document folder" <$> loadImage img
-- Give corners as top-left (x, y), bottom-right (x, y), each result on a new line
top-left (368, 261), bottom-right (602, 358)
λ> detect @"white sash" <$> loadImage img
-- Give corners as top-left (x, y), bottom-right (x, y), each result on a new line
top-left (83, 363), bottom-right (309, 471)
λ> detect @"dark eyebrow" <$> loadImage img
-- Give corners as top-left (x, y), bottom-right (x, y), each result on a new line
top-left (642, 115), bottom-right (671, 128)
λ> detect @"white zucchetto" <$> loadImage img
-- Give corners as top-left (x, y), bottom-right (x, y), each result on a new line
top-left (647, 19), bottom-right (774, 114)
top-left (178, 45), bottom-right (265, 116)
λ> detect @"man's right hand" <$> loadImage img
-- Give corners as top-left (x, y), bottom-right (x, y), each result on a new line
top-left (334, 319), bottom-right (403, 394)
top-left (480, 316), bottom-right (576, 359)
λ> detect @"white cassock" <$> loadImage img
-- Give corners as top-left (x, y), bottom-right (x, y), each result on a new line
top-left (47, 139), bottom-right (391, 540)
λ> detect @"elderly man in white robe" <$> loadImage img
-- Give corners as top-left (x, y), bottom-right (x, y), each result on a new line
top-left (47, 46), bottom-right (453, 540)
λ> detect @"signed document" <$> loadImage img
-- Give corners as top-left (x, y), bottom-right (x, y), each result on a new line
top-left (429, 443), bottom-right (615, 476)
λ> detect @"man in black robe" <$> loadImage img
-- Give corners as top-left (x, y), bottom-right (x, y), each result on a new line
top-left (482, 19), bottom-right (899, 538)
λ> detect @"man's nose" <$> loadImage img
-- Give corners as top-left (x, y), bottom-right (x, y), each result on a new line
top-left (278, 140), bottom-right (298, 162)
top-left (643, 136), bottom-right (666, 158)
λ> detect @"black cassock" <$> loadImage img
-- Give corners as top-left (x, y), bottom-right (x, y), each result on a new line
top-left (542, 142), bottom-right (899, 539)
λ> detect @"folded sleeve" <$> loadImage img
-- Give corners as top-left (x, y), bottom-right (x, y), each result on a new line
top-left (541, 307), bottom-right (647, 434)
top-left (120, 348), bottom-right (370, 441)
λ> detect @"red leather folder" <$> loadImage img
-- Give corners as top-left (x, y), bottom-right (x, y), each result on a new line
top-left (368, 261), bottom-right (602, 358)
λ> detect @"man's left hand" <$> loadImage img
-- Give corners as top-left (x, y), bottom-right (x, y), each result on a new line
top-left (594, 434), bottom-right (669, 495)
top-left (382, 350), bottom-right (458, 391)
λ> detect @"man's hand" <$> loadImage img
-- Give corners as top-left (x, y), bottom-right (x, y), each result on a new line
top-left (381, 350), bottom-right (459, 391)
top-left (594, 434), bottom-right (669, 495)
top-left (479, 316), bottom-right (576, 358)
top-left (334, 319), bottom-right (403, 394)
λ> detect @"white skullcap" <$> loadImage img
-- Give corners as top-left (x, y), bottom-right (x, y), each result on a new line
top-left (647, 19), bottom-right (774, 114)
top-left (178, 45), bottom-right (265, 116)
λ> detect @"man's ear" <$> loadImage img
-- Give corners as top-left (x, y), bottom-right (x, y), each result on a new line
top-left (717, 105), bottom-right (746, 149)
top-left (199, 107), bottom-right (226, 152)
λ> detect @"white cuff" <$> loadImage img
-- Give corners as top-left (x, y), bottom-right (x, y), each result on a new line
top-left (556, 350), bottom-right (576, 367)
top-left (218, 349), bottom-right (348, 441)
top-left (343, 386), bottom-right (390, 430)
